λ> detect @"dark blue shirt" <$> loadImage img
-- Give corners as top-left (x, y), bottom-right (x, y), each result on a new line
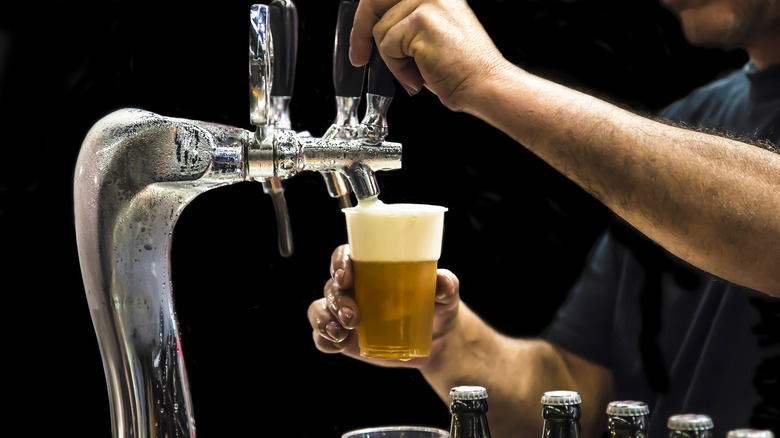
top-left (663, 62), bottom-right (780, 145)
top-left (543, 62), bottom-right (780, 434)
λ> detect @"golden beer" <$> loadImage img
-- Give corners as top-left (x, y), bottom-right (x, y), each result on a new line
top-left (343, 199), bottom-right (446, 359)
top-left (353, 259), bottom-right (438, 359)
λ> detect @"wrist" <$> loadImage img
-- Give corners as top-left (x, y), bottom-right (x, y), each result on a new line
top-left (457, 58), bottom-right (526, 117)
top-left (420, 304), bottom-right (465, 377)
top-left (419, 303), bottom-right (495, 392)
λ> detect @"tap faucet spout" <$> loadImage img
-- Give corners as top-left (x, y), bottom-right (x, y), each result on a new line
top-left (306, 137), bottom-right (401, 200)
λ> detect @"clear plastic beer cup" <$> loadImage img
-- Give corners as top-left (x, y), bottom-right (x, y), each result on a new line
top-left (342, 426), bottom-right (449, 438)
top-left (343, 200), bottom-right (447, 359)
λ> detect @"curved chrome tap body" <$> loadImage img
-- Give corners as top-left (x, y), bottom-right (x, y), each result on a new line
top-left (74, 108), bottom-right (401, 437)
top-left (74, 109), bottom-right (249, 438)
top-left (74, 4), bottom-right (401, 437)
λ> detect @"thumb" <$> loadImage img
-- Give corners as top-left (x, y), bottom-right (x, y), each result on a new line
top-left (435, 269), bottom-right (460, 305)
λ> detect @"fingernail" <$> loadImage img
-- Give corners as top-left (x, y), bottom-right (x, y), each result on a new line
top-left (333, 268), bottom-right (345, 288)
top-left (348, 48), bottom-right (362, 68)
top-left (338, 306), bottom-right (354, 327)
top-left (326, 321), bottom-right (342, 341)
top-left (403, 84), bottom-right (420, 97)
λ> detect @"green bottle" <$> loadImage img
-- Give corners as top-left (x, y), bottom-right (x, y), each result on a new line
top-left (606, 401), bottom-right (650, 438)
top-left (541, 391), bottom-right (584, 438)
top-left (449, 386), bottom-right (492, 438)
top-left (666, 414), bottom-right (714, 438)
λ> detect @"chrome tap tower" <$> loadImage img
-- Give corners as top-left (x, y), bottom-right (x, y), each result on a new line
top-left (73, 2), bottom-right (399, 437)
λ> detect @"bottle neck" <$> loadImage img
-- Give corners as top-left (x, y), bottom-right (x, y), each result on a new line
top-left (608, 415), bottom-right (649, 438)
top-left (450, 399), bottom-right (491, 438)
top-left (542, 405), bottom-right (584, 438)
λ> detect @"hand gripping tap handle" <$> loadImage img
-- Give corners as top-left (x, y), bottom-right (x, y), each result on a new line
top-left (251, 3), bottom-right (294, 258)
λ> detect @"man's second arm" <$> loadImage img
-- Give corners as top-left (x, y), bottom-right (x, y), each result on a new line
top-left (462, 60), bottom-right (780, 296)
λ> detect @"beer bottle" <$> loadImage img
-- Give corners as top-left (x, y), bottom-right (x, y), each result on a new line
top-left (541, 390), bottom-right (584, 438)
top-left (726, 429), bottom-right (775, 438)
top-left (449, 386), bottom-right (492, 438)
top-left (606, 401), bottom-right (650, 438)
top-left (666, 414), bottom-right (714, 438)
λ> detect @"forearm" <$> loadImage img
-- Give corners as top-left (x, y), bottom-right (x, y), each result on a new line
top-left (419, 303), bottom-right (611, 438)
top-left (463, 61), bottom-right (780, 296)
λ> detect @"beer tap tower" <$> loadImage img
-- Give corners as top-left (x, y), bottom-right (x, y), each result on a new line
top-left (73, 2), bottom-right (399, 437)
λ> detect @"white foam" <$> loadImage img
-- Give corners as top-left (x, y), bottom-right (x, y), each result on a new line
top-left (343, 198), bottom-right (447, 261)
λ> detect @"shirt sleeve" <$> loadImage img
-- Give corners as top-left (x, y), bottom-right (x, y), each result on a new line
top-left (541, 227), bottom-right (623, 369)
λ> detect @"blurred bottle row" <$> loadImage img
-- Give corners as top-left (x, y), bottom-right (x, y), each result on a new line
top-left (446, 386), bottom-right (773, 438)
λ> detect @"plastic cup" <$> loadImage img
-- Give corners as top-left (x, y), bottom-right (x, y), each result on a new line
top-left (343, 201), bottom-right (446, 359)
top-left (342, 426), bottom-right (450, 438)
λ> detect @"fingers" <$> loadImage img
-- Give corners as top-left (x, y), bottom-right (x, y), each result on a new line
top-left (308, 289), bottom-right (361, 354)
top-left (379, 13), bottom-right (425, 94)
top-left (350, 0), bottom-right (400, 66)
top-left (351, 0), bottom-right (431, 94)
top-left (309, 297), bottom-right (359, 353)
top-left (329, 244), bottom-right (354, 290)
top-left (324, 276), bottom-right (361, 329)
top-left (351, 0), bottom-right (504, 110)
top-left (310, 245), bottom-right (361, 355)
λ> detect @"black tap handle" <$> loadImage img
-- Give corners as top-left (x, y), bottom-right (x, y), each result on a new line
top-left (367, 42), bottom-right (396, 98)
top-left (333, 0), bottom-right (366, 97)
top-left (269, 0), bottom-right (298, 97)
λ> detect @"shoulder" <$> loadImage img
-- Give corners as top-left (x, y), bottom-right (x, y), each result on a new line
top-left (660, 66), bottom-right (750, 124)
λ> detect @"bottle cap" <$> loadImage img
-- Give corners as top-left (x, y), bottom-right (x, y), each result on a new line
top-left (606, 401), bottom-right (650, 416)
top-left (727, 430), bottom-right (774, 438)
top-left (450, 386), bottom-right (488, 400)
top-left (667, 414), bottom-right (714, 431)
top-left (541, 390), bottom-right (581, 406)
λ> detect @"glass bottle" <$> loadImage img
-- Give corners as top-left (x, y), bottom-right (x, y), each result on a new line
top-left (541, 390), bottom-right (584, 438)
top-left (449, 386), bottom-right (492, 438)
top-left (666, 414), bottom-right (714, 438)
top-left (606, 401), bottom-right (650, 438)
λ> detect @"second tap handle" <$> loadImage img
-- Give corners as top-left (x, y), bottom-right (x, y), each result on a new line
top-left (367, 43), bottom-right (396, 98)
top-left (269, 0), bottom-right (298, 97)
top-left (358, 43), bottom-right (395, 144)
top-left (334, 0), bottom-right (366, 98)
top-left (249, 4), bottom-right (271, 127)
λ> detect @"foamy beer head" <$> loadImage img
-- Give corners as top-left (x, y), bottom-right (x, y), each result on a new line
top-left (343, 200), bottom-right (447, 262)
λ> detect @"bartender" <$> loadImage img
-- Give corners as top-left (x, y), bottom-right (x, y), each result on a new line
top-left (307, 0), bottom-right (780, 436)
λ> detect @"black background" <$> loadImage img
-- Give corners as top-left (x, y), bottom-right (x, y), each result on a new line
top-left (0, 0), bottom-right (747, 436)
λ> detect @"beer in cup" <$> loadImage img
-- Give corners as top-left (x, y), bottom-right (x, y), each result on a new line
top-left (343, 199), bottom-right (447, 359)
